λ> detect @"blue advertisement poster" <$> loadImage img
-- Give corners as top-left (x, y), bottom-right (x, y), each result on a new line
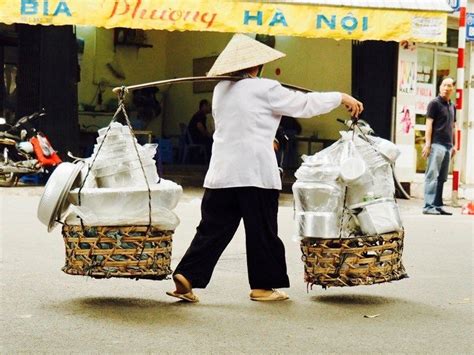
top-left (467, 13), bottom-right (474, 41)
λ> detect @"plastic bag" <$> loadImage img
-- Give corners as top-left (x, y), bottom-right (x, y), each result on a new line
top-left (68, 179), bottom-right (182, 217)
top-left (65, 205), bottom-right (180, 231)
top-left (293, 130), bottom-right (400, 239)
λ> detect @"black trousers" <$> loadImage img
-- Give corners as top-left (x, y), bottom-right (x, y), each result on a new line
top-left (174, 187), bottom-right (290, 289)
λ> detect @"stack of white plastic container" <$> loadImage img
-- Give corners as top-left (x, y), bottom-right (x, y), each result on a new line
top-left (66, 122), bottom-right (182, 230)
top-left (89, 123), bottom-right (159, 188)
top-left (293, 131), bottom-right (402, 239)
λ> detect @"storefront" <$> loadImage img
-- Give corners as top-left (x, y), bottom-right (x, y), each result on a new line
top-left (3, 1), bottom-right (463, 182)
top-left (395, 6), bottom-right (474, 199)
top-left (396, 40), bottom-right (458, 179)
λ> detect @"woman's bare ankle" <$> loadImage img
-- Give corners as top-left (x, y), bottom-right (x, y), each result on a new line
top-left (174, 274), bottom-right (192, 294)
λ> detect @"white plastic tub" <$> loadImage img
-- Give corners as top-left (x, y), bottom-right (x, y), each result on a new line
top-left (96, 131), bottom-right (133, 145)
top-left (354, 198), bottom-right (402, 235)
top-left (92, 153), bottom-right (156, 172)
top-left (355, 143), bottom-right (386, 167)
top-left (345, 174), bottom-right (375, 206)
top-left (292, 181), bottom-right (344, 213)
top-left (94, 162), bottom-right (158, 188)
top-left (370, 163), bottom-right (395, 199)
top-left (294, 163), bottom-right (340, 182)
top-left (93, 139), bottom-right (138, 155)
top-left (97, 123), bottom-right (133, 137)
top-left (369, 136), bottom-right (401, 163)
top-left (340, 157), bottom-right (368, 185)
top-left (68, 179), bottom-right (183, 217)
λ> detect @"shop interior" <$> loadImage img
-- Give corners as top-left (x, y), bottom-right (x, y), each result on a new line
top-left (74, 27), bottom-right (353, 164)
top-left (2, 24), bottom-right (355, 165)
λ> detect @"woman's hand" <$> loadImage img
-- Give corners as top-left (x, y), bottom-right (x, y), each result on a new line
top-left (341, 93), bottom-right (364, 118)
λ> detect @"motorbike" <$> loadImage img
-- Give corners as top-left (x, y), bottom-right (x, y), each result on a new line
top-left (0, 110), bottom-right (62, 186)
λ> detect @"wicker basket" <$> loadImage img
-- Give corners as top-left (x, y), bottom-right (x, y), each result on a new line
top-left (61, 224), bottom-right (173, 280)
top-left (300, 231), bottom-right (408, 288)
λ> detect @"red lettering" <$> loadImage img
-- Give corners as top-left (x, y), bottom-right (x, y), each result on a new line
top-left (169, 10), bottom-right (182, 22)
top-left (183, 11), bottom-right (192, 21)
top-left (150, 9), bottom-right (160, 20)
top-left (108, 0), bottom-right (130, 18)
top-left (417, 88), bottom-right (432, 96)
top-left (132, 0), bottom-right (142, 19)
top-left (108, 3), bottom-right (215, 26)
top-left (201, 12), bottom-right (217, 28)
top-left (160, 9), bottom-right (168, 20)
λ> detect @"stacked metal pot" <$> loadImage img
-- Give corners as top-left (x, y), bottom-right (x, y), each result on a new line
top-left (293, 131), bottom-right (402, 239)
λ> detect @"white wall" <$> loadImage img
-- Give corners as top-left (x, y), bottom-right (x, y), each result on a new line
top-left (161, 31), bottom-right (232, 137)
top-left (76, 27), bottom-right (168, 135)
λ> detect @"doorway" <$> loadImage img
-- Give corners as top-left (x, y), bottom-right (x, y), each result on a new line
top-left (352, 40), bottom-right (398, 140)
top-left (0, 25), bottom-right (18, 122)
top-left (414, 45), bottom-right (458, 174)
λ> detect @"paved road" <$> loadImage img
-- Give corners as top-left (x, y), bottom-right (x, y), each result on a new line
top-left (1, 187), bottom-right (472, 353)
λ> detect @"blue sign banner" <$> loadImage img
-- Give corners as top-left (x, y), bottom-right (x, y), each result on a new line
top-left (467, 13), bottom-right (474, 41)
top-left (448, 0), bottom-right (460, 11)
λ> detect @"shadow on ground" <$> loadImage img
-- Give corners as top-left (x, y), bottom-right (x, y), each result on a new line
top-left (50, 297), bottom-right (196, 325)
top-left (313, 294), bottom-right (401, 305)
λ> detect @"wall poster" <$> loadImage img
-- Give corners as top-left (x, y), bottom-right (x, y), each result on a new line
top-left (395, 42), bottom-right (418, 182)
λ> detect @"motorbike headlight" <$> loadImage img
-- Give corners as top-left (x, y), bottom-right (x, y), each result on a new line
top-left (18, 141), bottom-right (34, 154)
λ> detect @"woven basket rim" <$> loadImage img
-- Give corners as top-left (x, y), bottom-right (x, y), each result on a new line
top-left (61, 224), bottom-right (173, 280)
top-left (301, 231), bottom-right (407, 288)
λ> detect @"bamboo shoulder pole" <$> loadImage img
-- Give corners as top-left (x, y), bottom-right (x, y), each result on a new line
top-left (112, 76), bottom-right (312, 95)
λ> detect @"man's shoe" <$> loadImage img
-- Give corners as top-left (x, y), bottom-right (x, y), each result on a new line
top-left (436, 208), bottom-right (453, 215)
top-left (423, 208), bottom-right (441, 215)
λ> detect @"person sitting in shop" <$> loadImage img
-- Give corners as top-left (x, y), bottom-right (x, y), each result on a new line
top-left (187, 99), bottom-right (213, 161)
top-left (132, 87), bottom-right (161, 130)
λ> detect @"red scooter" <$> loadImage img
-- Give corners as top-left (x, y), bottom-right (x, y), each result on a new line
top-left (0, 110), bottom-right (61, 186)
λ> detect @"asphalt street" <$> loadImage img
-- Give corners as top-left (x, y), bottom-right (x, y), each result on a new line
top-left (1, 186), bottom-right (473, 354)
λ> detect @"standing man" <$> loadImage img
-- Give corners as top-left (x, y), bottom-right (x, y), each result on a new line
top-left (188, 99), bottom-right (213, 161)
top-left (422, 76), bottom-right (456, 215)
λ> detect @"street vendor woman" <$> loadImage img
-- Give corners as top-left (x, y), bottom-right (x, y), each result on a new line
top-left (167, 34), bottom-right (363, 302)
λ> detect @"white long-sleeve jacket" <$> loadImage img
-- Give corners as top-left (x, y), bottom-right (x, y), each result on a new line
top-left (203, 78), bottom-right (342, 190)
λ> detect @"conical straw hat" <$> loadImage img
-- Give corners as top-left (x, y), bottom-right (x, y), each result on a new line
top-left (207, 34), bottom-right (286, 77)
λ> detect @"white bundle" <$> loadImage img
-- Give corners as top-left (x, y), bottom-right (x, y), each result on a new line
top-left (293, 131), bottom-right (402, 239)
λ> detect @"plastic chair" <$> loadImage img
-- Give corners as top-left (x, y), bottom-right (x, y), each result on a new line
top-left (179, 123), bottom-right (208, 164)
top-left (20, 174), bottom-right (42, 185)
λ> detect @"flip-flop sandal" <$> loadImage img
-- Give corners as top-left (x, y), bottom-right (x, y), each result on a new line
top-left (250, 290), bottom-right (289, 302)
top-left (166, 290), bottom-right (200, 303)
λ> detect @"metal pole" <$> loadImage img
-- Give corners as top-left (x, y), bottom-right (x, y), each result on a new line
top-left (452, 0), bottom-right (467, 206)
